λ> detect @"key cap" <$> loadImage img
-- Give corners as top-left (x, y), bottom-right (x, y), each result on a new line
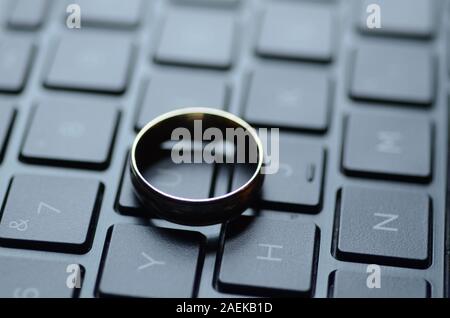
top-left (256, 2), bottom-right (334, 62)
top-left (136, 71), bottom-right (228, 130)
top-left (218, 217), bottom-right (318, 296)
top-left (0, 257), bottom-right (82, 298)
top-left (0, 103), bottom-right (16, 162)
top-left (0, 37), bottom-right (35, 93)
top-left (21, 98), bottom-right (119, 170)
top-left (142, 151), bottom-right (214, 200)
top-left (342, 112), bottom-right (431, 182)
top-left (98, 224), bottom-right (204, 298)
top-left (44, 34), bottom-right (134, 94)
top-left (330, 270), bottom-right (428, 298)
top-left (233, 135), bottom-right (324, 212)
top-left (73, 0), bottom-right (143, 28)
top-left (155, 8), bottom-right (236, 69)
top-left (350, 43), bottom-right (434, 105)
top-left (7, 0), bottom-right (49, 30)
top-left (0, 175), bottom-right (102, 253)
top-left (117, 151), bottom-right (215, 215)
top-left (171, 0), bottom-right (240, 7)
top-left (244, 65), bottom-right (330, 132)
top-left (335, 186), bottom-right (430, 268)
top-left (116, 158), bottom-right (142, 215)
top-left (358, 0), bottom-right (436, 38)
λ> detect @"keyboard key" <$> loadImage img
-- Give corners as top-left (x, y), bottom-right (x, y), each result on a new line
top-left (350, 43), bottom-right (434, 105)
top-left (155, 8), bottom-right (236, 69)
top-left (73, 0), bottom-right (143, 28)
top-left (116, 158), bottom-right (142, 215)
top-left (21, 98), bottom-right (120, 169)
top-left (256, 2), bottom-right (335, 62)
top-left (140, 152), bottom-right (214, 200)
top-left (0, 37), bottom-right (35, 93)
top-left (244, 65), bottom-right (330, 132)
top-left (331, 270), bottom-right (428, 298)
top-left (99, 224), bottom-right (204, 298)
top-left (0, 175), bottom-right (102, 253)
top-left (218, 217), bottom-right (318, 296)
top-left (357, 0), bottom-right (436, 38)
top-left (335, 186), bottom-right (430, 268)
top-left (0, 103), bottom-right (16, 162)
top-left (44, 34), bottom-right (134, 94)
top-left (0, 257), bottom-right (82, 298)
top-left (136, 71), bottom-right (227, 130)
top-left (233, 135), bottom-right (324, 212)
top-left (171, 0), bottom-right (240, 7)
top-left (7, 0), bottom-right (50, 30)
top-left (342, 112), bottom-right (431, 182)
top-left (117, 152), bottom-right (214, 215)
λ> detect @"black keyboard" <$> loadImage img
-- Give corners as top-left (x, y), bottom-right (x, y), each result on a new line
top-left (0, 0), bottom-right (448, 298)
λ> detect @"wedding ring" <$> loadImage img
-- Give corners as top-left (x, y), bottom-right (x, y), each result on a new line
top-left (130, 107), bottom-right (264, 226)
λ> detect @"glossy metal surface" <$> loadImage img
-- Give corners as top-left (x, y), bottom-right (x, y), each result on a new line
top-left (130, 107), bottom-right (264, 226)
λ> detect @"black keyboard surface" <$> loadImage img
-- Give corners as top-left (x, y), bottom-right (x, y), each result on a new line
top-left (0, 0), bottom-right (449, 298)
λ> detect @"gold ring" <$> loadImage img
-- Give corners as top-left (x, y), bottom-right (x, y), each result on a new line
top-left (130, 107), bottom-right (264, 226)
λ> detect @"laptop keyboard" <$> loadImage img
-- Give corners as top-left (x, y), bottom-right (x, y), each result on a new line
top-left (0, 0), bottom-right (448, 298)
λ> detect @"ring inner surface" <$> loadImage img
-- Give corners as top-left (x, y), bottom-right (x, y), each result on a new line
top-left (135, 112), bottom-right (259, 201)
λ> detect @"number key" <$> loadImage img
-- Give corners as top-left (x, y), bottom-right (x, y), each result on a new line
top-left (0, 175), bottom-right (102, 253)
